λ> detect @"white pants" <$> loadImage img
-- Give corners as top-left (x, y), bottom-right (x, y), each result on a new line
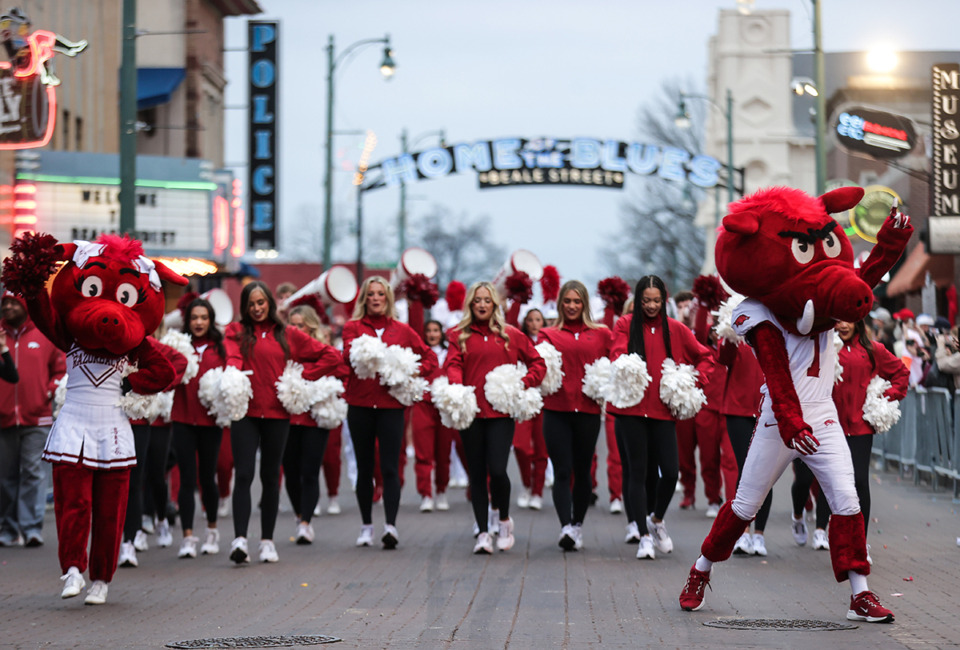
top-left (732, 401), bottom-right (860, 521)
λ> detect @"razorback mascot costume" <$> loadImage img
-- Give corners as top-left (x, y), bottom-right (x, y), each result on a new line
top-left (678, 186), bottom-right (912, 623)
top-left (1, 232), bottom-right (187, 605)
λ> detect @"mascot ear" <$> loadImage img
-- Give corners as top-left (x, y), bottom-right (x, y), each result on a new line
top-left (721, 209), bottom-right (759, 235)
top-left (820, 186), bottom-right (864, 214)
top-left (54, 242), bottom-right (77, 262)
top-left (153, 260), bottom-right (189, 287)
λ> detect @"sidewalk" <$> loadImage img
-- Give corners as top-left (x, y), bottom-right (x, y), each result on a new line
top-left (1, 446), bottom-right (958, 649)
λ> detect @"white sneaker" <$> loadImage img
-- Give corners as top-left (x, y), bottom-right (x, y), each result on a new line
top-left (791, 514), bottom-right (809, 546)
top-left (356, 525), bottom-right (374, 547)
top-left (84, 580), bottom-right (108, 605)
top-left (528, 495), bottom-right (543, 511)
top-left (201, 528), bottom-right (220, 555)
top-left (141, 515), bottom-right (155, 534)
top-left (258, 539), bottom-right (279, 563)
top-left (752, 533), bottom-right (768, 557)
top-left (326, 497), bottom-right (341, 515)
top-left (313, 503), bottom-right (322, 517)
top-left (558, 524), bottom-right (577, 551)
top-left (956, 536), bottom-right (960, 548)
top-left (133, 529), bottom-right (149, 552)
top-left (733, 532), bottom-right (755, 555)
top-left (382, 524), bottom-right (399, 550)
top-left (420, 496), bottom-right (435, 512)
top-left (472, 521), bottom-right (480, 538)
top-left (156, 519), bottom-right (173, 548)
top-left (705, 503), bottom-right (721, 518)
top-left (649, 519), bottom-right (673, 553)
top-left (229, 536), bottom-right (250, 564)
top-left (488, 506), bottom-right (499, 536)
top-left (517, 488), bottom-right (531, 509)
top-left (406, 444), bottom-right (415, 459)
top-left (496, 518), bottom-right (515, 551)
top-left (625, 521), bottom-right (641, 544)
top-left (572, 524), bottom-right (584, 550)
top-left (178, 536), bottom-right (199, 559)
top-left (435, 493), bottom-right (450, 511)
top-left (60, 567), bottom-right (85, 598)
top-left (812, 528), bottom-right (830, 550)
top-left (218, 497), bottom-right (230, 518)
top-left (118, 541), bottom-right (138, 568)
top-left (636, 535), bottom-right (655, 559)
top-left (609, 498), bottom-right (623, 514)
top-left (866, 543), bottom-right (873, 566)
top-left (296, 522), bottom-right (315, 545)
top-left (473, 531), bottom-right (493, 554)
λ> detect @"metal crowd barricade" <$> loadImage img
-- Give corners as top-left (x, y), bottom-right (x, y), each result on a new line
top-left (919, 387), bottom-right (952, 489)
top-left (888, 389), bottom-right (917, 477)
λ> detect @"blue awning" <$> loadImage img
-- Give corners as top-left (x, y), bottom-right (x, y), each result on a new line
top-left (137, 68), bottom-right (186, 110)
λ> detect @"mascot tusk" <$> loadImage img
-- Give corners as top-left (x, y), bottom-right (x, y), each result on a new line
top-left (796, 299), bottom-right (815, 336)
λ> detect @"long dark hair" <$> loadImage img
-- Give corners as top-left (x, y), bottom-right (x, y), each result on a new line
top-left (629, 275), bottom-right (672, 360)
top-left (181, 298), bottom-right (226, 360)
top-left (425, 319), bottom-right (447, 350)
top-left (854, 319), bottom-right (875, 370)
top-left (238, 281), bottom-right (288, 360)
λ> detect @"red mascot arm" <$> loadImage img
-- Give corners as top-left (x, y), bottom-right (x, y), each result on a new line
top-left (749, 322), bottom-right (819, 454)
top-left (24, 290), bottom-right (70, 352)
top-left (127, 338), bottom-right (178, 394)
top-left (857, 207), bottom-right (914, 289)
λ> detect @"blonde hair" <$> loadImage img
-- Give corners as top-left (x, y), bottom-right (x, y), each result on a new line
top-left (351, 276), bottom-right (397, 320)
top-left (553, 280), bottom-right (601, 330)
top-left (455, 281), bottom-right (511, 350)
top-left (622, 297), bottom-right (634, 316)
top-left (289, 304), bottom-right (323, 341)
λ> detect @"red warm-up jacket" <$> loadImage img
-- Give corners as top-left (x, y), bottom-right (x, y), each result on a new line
top-left (171, 335), bottom-right (226, 427)
top-left (0, 316), bottom-right (65, 428)
top-left (540, 320), bottom-right (612, 415)
top-left (718, 340), bottom-right (764, 418)
top-left (607, 313), bottom-right (715, 421)
top-left (834, 338), bottom-right (909, 437)
top-left (225, 321), bottom-right (347, 419)
top-left (443, 321), bottom-right (546, 419)
top-left (341, 315), bottom-right (438, 410)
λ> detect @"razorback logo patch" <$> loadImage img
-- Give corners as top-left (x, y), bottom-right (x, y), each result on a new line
top-left (734, 314), bottom-right (749, 327)
top-left (824, 419), bottom-right (836, 426)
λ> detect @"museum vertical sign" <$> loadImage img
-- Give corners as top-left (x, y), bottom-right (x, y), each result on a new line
top-left (248, 21), bottom-right (278, 250)
top-left (932, 63), bottom-right (960, 218)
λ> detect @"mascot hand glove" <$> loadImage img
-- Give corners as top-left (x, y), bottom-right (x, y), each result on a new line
top-left (789, 427), bottom-right (820, 455)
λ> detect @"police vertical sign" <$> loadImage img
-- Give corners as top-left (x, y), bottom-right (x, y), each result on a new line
top-left (248, 21), bottom-right (278, 250)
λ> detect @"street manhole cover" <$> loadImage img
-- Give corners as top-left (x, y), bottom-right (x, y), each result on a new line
top-left (165, 635), bottom-right (341, 648)
top-left (703, 618), bottom-right (858, 631)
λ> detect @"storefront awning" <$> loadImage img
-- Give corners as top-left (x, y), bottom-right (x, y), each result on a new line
top-left (137, 68), bottom-right (186, 110)
top-left (885, 244), bottom-right (954, 296)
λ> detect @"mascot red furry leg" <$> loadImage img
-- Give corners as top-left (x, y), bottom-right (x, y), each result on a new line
top-left (2, 233), bottom-right (187, 605)
top-left (678, 186), bottom-right (911, 623)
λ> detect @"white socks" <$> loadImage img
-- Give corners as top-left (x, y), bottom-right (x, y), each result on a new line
top-left (695, 555), bottom-right (713, 572)
top-left (848, 571), bottom-right (868, 595)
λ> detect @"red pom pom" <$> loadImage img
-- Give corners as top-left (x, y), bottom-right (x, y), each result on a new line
top-left (398, 273), bottom-right (439, 308)
top-left (597, 276), bottom-right (630, 313)
top-left (540, 265), bottom-right (560, 302)
top-left (445, 281), bottom-right (466, 311)
top-left (1, 231), bottom-right (60, 298)
top-left (692, 274), bottom-right (728, 311)
top-left (505, 271), bottom-right (533, 304)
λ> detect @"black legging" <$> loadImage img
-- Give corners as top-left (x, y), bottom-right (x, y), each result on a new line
top-left (543, 410), bottom-right (600, 527)
top-left (231, 417), bottom-right (290, 540)
top-left (791, 434), bottom-right (874, 537)
top-left (172, 423), bottom-right (223, 534)
top-left (726, 415), bottom-right (771, 531)
top-left (282, 424), bottom-right (330, 524)
top-left (123, 424), bottom-right (151, 543)
top-left (461, 417), bottom-right (514, 532)
top-left (615, 415), bottom-right (678, 535)
top-left (144, 424), bottom-right (173, 523)
top-left (347, 406), bottom-right (404, 527)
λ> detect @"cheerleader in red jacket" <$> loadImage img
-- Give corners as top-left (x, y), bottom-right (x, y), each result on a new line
top-left (342, 277), bottom-right (438, 550)
top-left (540, 280), bottom-right (612, 551)
top-left (609, 275), bottom-right (714, 559)
top-left (444, 281), bottom-right (546, 554)
top-left (224, 281), bottom-right (345, 565)
top-left (513, 308), bottom-right (548, 510)
top-left (170, 298), bottom-right (227, 559)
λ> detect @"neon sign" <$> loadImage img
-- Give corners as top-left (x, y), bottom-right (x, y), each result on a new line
top-left (248, 21), bottom-right (278, 250)
top-left (835, 107), bottom-right (916, 160)
top-left (369, 137), bottom-right (722, 191)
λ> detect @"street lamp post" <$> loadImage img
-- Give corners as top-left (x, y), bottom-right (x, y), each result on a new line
top-left (398, 128), bottom-right (445, 257)
top-left (676, 88), bottom-right (735, 217)
top-left (812, 0), bottom-right (827, 195)
top-left (323, 34), bottom-right (395, 270)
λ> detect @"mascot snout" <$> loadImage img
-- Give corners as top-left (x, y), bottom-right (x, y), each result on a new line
top-left (807, 264), bottom-right (874, 327)
top-left (68, 299), bottom-right (145, 356)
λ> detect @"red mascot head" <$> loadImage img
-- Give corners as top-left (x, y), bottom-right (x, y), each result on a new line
top-left (716, 186), bottom-right (873, 335)
top-left (52, 234), bottom-right (187, 356)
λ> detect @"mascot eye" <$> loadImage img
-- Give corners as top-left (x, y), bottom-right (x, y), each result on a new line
top-left (790, 238), bottom-right (815, 265)
top-left (821, 232), bottom-right (841, 258)
top-left (81, 276), bottom-right (104, 298)
top-left (116, 283), bottom-right (139, 307)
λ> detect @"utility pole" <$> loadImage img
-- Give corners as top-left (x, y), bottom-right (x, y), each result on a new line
top-left (119, 0), bottom-right (137, 234)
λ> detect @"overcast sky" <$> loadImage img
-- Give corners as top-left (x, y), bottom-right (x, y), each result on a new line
top-left (223, 0), bottom-right (960, 289)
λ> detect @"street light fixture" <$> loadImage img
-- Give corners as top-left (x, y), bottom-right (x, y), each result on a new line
top-left (323, 34), bottom-right (395, 270)
top-left (675, 88), bottom-right (736, 211)
top-left (791, 76), bottom-right (819, 97)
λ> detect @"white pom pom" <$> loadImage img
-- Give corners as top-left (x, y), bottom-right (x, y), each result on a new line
top-left (309, 377), bottom-right (347, 429)
top-left (714, 294), bottom-right (746, 343)
top-left (430, 377), bottom-right (479, 430)
top-left (603, 353), bottom-right (651, 409)
top-left (389, 376), bottom-right (429, 406)
top-left (862, 375), bottom-right (900, 434)
top-left (659, 359), bottom-right (707, 420)
top-left (52, 374), bottom-right (68, 419)
top-left (379, 345), bottom-right (421, 388)
top-left (118, 391), bottom-right (165, 422)
top-left (833, 332), bottom-right (844, 385)
top-left (157, 390), bottom-right (175, 421)
top-left (275, 361), bottom-right (314, 415)
top-left (582, 357), bottom-right (612, 403)
top-left (122, 361), bottom-right (138, 378)
top-left (484, 362), bottom-right (543, 422)
top-left (159, 330), bottom-right (200, 384)
top-left (349, 334), bottom-right (387, 379)
top-left (198, 367), bottom-right (223, 411)
top-left (535, 341), bottom-right (564, 396)
top-left (217, 366), bottom-right (253, 426)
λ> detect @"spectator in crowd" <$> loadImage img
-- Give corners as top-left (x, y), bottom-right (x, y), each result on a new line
top-left (868, 307), bottom-right (895, 354)
top-left (934, 326), bottom-right (960, 391)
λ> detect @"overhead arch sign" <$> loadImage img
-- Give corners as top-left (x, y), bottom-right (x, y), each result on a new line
top-left (364, 137), bottom-right (722, 192)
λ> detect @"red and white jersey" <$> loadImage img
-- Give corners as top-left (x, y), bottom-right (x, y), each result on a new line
top-left (732, 298), bottom-right (838, 407)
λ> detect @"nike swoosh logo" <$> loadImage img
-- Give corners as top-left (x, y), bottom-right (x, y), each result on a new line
top-left (763, 422), bottom-right (777, 428)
